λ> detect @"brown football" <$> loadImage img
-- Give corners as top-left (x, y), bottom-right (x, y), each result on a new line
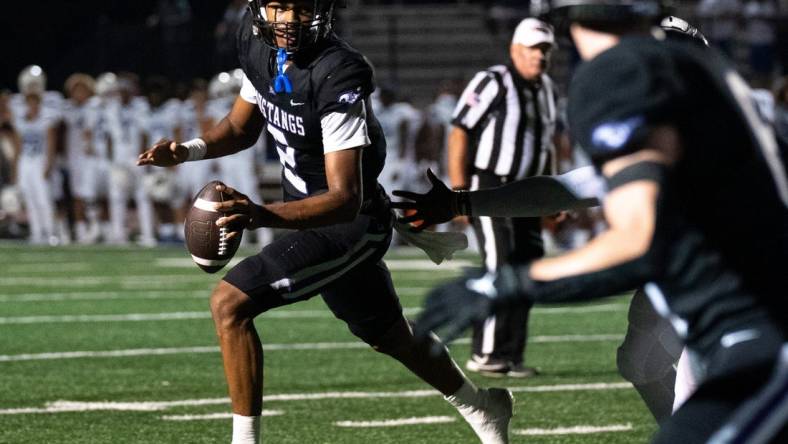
top-left (184, 181), bottom-right (243, 273)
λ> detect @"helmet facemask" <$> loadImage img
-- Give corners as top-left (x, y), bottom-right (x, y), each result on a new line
top-left (248, 0), bottom-right (337, 54)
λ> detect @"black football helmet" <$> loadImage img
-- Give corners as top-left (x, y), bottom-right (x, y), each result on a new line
top-left (248, 0), bottom-right (341, 53)
top-left (660, 16), bottom-right (709, 47)
top-left (542, 0), bottom-right (665, 20)
top-left (537, 0), bottom-right (667, 34)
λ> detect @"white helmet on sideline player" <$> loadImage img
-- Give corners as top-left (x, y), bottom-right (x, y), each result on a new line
top-left (209, 72), bottom-right (242, 100)
top-left (18, 65), bottom-right (47, 95)
top-left (96, 72), bottom-right (120, 97)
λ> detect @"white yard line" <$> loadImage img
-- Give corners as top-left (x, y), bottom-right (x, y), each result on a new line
top-left (514, 423), bottom-right (634, 435)
top-left (0, 275), bottom-right (215, 288)
top-left (335, 416), bottom-right (456, 427)
top-left (162, 411), bottom-right (283, 421)
top-left (0, 288), bottom-right (433, 303)
top-left (510, 382), bottom-right (631, 393)
top-left (0, 286), bottom-right (629, 317)
top-left (0, 312), bottom-right (213, 324)
top-left (0, 289), bottom-right (424, 302)
top-left (0, 335), bottom-right (623, 362)
top-left (0, 382), bottom-right (632, 415)
top-left (0, 252), bottom-right (170, 263)
top-left (0, 290), bottom-right (208, 302)
top-left (3, 263), bottom-right (95, 273)
top-left (0, 304), bottom-right (626, 324)
top-left (0, 288), bottom-right (428, 302)
top-left (153, 257), bottom-right (474, 271)
top-left (0, 271), bottom-right (459, 288)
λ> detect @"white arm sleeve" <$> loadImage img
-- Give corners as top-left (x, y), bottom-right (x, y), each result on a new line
top-left (467, 166), bottom-right (602, 218)
top-left (321, 99), bottom-right (370, 153)
top-left (240, 74), bottom-right (259, 104)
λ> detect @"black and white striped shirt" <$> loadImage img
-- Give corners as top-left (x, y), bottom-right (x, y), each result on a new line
top-left (452, 65), bottom-right (557, 181)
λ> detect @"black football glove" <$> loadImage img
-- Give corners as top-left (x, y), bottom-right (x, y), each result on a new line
top-left (414, 265), bottom-right (527, 353)
top-left (390, 169), bottom-right (471, 232)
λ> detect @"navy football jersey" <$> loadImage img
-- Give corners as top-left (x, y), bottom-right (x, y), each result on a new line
top-left (568, 37), bottom-right (788, 351)
top-left (236, 12), bottom-right (386, 203)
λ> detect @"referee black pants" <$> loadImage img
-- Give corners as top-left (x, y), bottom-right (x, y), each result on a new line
top-left (469, 171), bottom-right (544, 365)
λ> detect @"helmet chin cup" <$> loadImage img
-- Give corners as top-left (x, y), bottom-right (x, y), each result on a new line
top-left (247, 0), bottom-right (337, 53)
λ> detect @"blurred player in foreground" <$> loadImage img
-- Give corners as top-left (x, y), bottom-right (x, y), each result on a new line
top-left (394, 14), bottom-right (723, 424)
top-left (139, 1), bottom-right (513, 443)
top-left (411, 1), bottom-right (788, 442)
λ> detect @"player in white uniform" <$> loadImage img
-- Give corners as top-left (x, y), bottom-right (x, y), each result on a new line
top-left (210, 70), bottom-right (272, 247)
top-left (88, 73), bottom-right (120, 243)
top-left (63, 73), bottom-right (103, 243)
top-left (104, 75), bottom-right (157, 246)
top-left (10, 67), bottom-right (65, 121)
top-left (371, 87), bottom-right (405, 195)
top-left (10, 69), bottom-right (59, 245)
top-left (142, 77), bottom-right (182, 242)
top-left (11, 66), bottom-right (69, 243)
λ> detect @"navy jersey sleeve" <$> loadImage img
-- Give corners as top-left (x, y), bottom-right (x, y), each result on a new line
top-left (316, 56), bottom-right (375, 117)
top-left (568, 41), bottom-right (684, 165)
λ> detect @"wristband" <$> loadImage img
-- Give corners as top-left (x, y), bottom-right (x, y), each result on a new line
top-left (453, 190), bottom-right (472, 217)
top-left (183, 138), bottom-right (208, 162)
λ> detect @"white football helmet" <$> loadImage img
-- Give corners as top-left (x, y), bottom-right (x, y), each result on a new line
top-left (18, 65), bottom-right (47, 95)
top-left (96, 72), bottom-right (120, 97)
top-left (209, 71), bottom-right (243, 100)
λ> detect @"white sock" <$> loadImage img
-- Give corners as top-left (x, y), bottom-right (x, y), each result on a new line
top-left (445, 379), bottom-right (482, 409)
top-left (231, 414), bottom-right (260, 444)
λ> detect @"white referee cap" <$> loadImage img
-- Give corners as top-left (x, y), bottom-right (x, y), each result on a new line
top-left (512, 18), bottom-right (556, 47)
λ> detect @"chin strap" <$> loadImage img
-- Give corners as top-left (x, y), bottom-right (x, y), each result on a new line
top-left (274, 48), bottom-right (293, 94)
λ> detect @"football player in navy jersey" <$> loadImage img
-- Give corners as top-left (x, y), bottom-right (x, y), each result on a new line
top-left (393, 16), bottom-right (716, 424)
top-left (412, 1), bottom-right (788, 443)
top-left (138, 2), bottom-right (513, 443)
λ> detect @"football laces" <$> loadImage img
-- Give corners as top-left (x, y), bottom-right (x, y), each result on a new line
top-left (218, 226), bottom-right (229, 256)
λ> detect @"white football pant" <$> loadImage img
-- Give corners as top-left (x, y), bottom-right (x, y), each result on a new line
top-left (109, 164), bottom-right (156, 244)
top-left (18, 156), bottom-right (56, 243)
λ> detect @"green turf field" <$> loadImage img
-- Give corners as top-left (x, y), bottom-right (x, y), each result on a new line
top-left (0, 242), bottom-right (656, 443)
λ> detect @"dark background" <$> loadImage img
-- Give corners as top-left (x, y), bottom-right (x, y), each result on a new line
top-left (1, 1), bottom-right (233, 91)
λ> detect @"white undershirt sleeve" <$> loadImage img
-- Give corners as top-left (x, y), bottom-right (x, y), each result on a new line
top-left (239, 73), bottom-right (259, 104)
top-left (321, 99), bottom-right (370, 154)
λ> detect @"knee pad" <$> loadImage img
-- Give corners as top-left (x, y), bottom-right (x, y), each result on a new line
top-left (617, 290), bottom-right (683, 385)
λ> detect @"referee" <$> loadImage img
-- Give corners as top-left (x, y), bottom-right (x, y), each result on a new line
top-left (448, 17), bottom-right (557, 377)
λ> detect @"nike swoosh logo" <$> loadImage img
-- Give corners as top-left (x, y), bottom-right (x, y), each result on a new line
top-left (290, 100), bottom-right (305, 106)
top-left (720, 329), bottom-right (761, 348)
